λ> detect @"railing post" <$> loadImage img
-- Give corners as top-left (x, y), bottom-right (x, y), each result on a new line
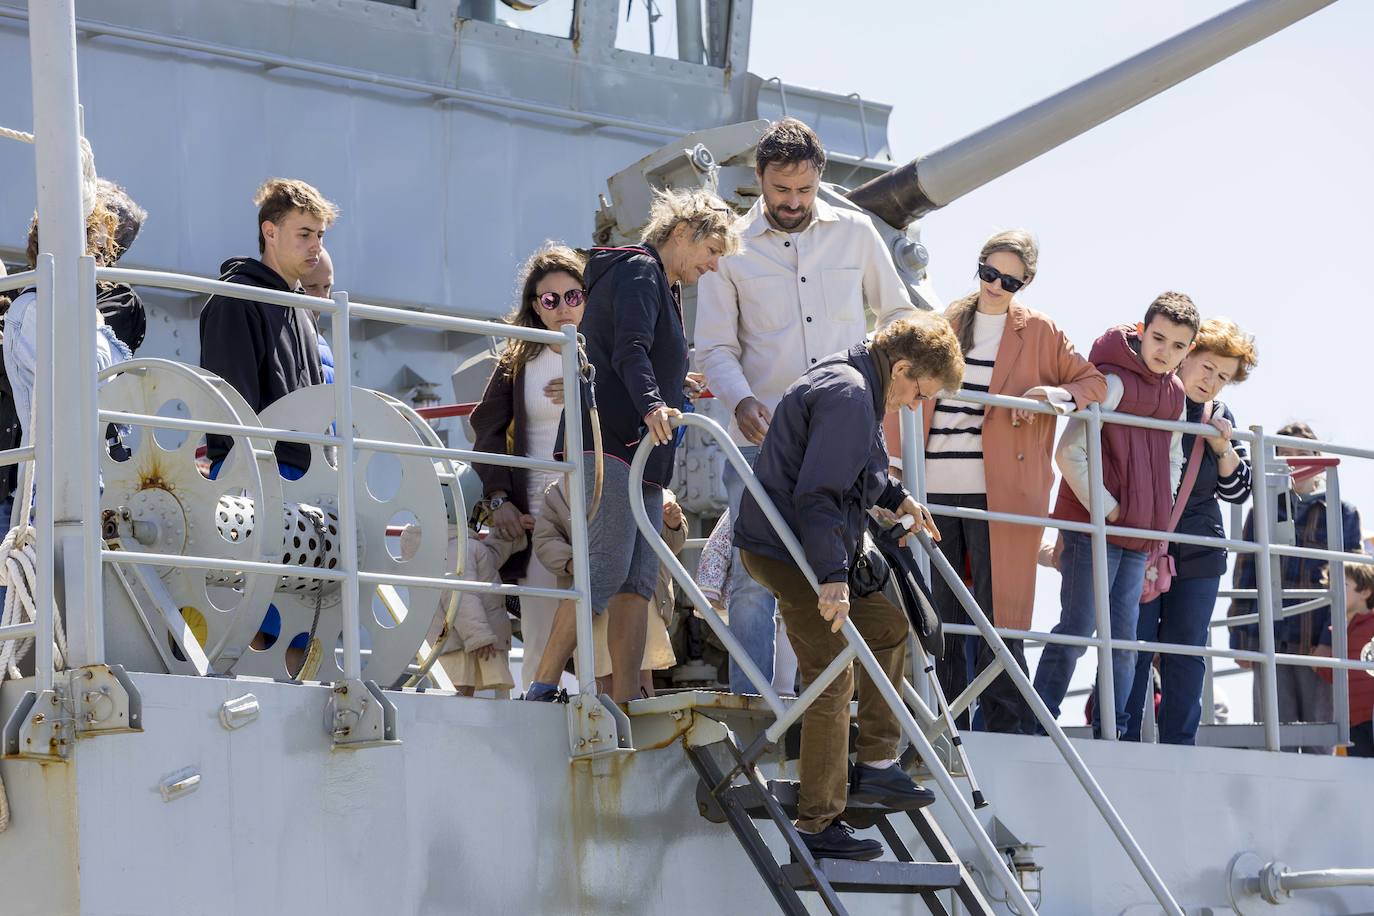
top-left (899, 404), bottom-right (933, 708)
top-left (1085, 404), bottom-right (1119, 740)
top-left (330, 290), bottom-right (362, 680)
top-left (1325, 464), bottom-right (1350, 748)
top-left (31, 0), bottom-right (103, 668)
top-left (32, 255), bottom-right (56, 692)
top-left (560, 324), bottom-right (597, 695)
top-left (1248, 426), bottom-right (1282, 751)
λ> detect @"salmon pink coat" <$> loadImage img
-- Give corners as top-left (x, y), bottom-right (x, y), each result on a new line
top-left (887, 302), bottom-right (1106, 631)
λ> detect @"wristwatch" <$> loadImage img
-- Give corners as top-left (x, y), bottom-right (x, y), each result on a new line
top-left (486, 495), bottom-right (507, 511)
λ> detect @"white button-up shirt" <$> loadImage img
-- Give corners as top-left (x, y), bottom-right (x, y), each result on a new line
top-left (695, 196), bottom-right (918, 444)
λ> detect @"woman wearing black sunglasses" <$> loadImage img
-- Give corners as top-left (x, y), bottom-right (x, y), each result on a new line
top-left (470, 241), bottom-right (587, 691)
top-left (922, 229), bottom-right (1107, 734)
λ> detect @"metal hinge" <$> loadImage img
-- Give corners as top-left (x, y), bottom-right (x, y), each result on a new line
top-left (326, 678), bottom-right (400, 749)
top-left (3, 664), bottom-right (143, 762)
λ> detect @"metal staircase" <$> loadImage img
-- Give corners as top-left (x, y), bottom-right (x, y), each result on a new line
top-left (685, 728), bottom-right (994, 916)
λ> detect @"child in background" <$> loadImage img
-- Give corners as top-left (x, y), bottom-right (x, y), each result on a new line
top-left (533, 477), bottom-right (682, 697)
top-left (1316, 562), bottom-right (1374, 757)
top-left (1034, 292), bottom-right (1199, 738)
top-left (421, 527), bottom-right (526, 697)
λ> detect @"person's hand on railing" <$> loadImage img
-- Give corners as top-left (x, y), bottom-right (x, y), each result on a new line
top-left (734, 396), bottom-right (772, 445)
top-left (895, 495), bottom-right (940, 545)
top-left (819, 581), bottom-right (851, 633)
top-left (543, 377), bottom-right (565, 405)
top-left (644, 405), bottom-right (682, 446)
top-left (1011, 386), bottom-right (1073, 427)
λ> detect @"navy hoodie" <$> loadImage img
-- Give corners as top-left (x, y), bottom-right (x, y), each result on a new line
top-left (199, 257), bottom-right (323, 469)
top-left (555, 245), bottom-right (687, 487)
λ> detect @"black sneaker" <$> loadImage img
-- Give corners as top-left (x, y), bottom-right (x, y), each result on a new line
top-left (849, 763), bottom-right (936, 810)
top-left (798, 822), bottom-right (883, 861)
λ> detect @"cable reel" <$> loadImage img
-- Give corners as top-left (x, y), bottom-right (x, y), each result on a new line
top-left (233, 384), bottom-right (451, 686)
top-left (98, 359), bottom-right (284, 675)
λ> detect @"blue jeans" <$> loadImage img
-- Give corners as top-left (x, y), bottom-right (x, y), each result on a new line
top-left (723, 445), bottom-right (780, 694)
top-left (1033, 531), bottom-right (1147, 738)
top-left (1123, 575), bottom-right (1220, 745)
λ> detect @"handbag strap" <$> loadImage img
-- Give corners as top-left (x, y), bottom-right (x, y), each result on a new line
top-left (1162, 400), bottom-right (1214, 542)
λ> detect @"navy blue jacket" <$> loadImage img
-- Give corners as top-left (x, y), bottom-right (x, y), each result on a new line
top-left (556, 245), bottom-right (687, 487)
top-left (1230, 489), bottom-right (1362, 654)
top-left (1171, 399), bottom-right (1251, 579)
top-left (735, 344), bottom-right (910, 584)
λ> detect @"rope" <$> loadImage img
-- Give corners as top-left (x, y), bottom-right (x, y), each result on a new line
top-left (293, 506), bottom-right (331, 682)
top-left (0, 412), bottom-right (67, 832)
top-left (0, 124), bottom-right (99, 218)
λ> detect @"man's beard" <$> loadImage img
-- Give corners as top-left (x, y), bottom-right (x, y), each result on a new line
top-left (768, 204), bottom-right (812, 231)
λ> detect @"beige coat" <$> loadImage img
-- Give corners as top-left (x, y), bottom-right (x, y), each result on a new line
top-left (898, 302), bottom-right (1106, 631)
top-left (424, 530), bottom-right (525, 691)
top-left (533, 478), bottom-right (685, 674)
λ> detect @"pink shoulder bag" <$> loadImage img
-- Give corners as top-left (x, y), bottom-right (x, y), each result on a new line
top-left (1140, 401), bottom-right (1213, 604)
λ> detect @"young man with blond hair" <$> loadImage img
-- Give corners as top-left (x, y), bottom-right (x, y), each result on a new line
top-left (200, 178), bottom-right (339, 475)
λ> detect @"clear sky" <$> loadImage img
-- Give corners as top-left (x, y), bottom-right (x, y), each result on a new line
top-left (750, 0), bottom-right (1373, 724)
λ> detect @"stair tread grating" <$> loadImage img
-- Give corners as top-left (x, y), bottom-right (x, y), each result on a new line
top-left (781, 859), bottom-right (964, 894)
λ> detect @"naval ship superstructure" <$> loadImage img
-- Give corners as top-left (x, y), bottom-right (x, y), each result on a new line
top-left (0, 1), bottom-right (1372, 914)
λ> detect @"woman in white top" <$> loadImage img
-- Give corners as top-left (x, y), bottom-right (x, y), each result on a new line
top-left (922, 230), bottom-right (1106, 734)
top-left (469, 243), bottom-right (586, 691)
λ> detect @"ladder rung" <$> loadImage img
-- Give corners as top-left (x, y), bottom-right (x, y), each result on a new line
top-left (781, 859), bottom-right (963, 894)
top-left (730, 779), bottom-right (935, 824)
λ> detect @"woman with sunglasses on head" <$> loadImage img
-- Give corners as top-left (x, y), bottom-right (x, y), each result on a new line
top-left (923, 229), bottom-right (1106, 734)
top-left (470, 242), bottom-right (588, 692)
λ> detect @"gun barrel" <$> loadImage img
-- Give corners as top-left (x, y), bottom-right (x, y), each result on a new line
top-left (847, 0), bottom-right (1337, 228)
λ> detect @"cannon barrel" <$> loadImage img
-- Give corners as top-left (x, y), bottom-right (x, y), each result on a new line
top-left (846, 0), bottom-right (1337, 229)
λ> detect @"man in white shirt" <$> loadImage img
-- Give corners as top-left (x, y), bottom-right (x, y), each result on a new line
top-left (696, 117), bottom-right (919, 694)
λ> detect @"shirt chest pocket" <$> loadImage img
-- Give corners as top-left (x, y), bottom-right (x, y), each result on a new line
top-left (821, 268), bottom-right (863, 323)
top-left (738, 274), bottom-right (794, 334)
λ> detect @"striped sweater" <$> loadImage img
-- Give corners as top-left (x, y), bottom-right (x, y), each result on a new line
top-left (925, 310), bottom-right (1006, 495)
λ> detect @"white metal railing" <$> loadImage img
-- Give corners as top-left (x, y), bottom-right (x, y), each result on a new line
top-left (907, 387), bottom-right (1374, 751)
top-left (627, 411), bottom-right (1182, 916)
top-left (4, 251), bottom-right (598, 698)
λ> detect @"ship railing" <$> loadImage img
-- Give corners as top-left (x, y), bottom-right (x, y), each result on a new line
top-left (899, 388), bottom-right (1374, 753)
top-left (0, 259), bottom-right (601, 702)
top-left (626, 411), bottom-right (1182, 916)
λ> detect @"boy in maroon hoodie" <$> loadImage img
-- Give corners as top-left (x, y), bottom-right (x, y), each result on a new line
top-left (1033, 292), bottom-right (1199, 738)
top-left (1316, 562), bottom-right (1374, 757)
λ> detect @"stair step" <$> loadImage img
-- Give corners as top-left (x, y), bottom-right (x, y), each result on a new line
top-left (728, 779), bottom-right (933, 826)
top-left (781, 859), bottom-right (962, 894)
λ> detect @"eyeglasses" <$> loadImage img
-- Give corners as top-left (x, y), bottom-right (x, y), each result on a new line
top-left (976, 263), bottom-right (1026, 294)
top-left (536, 289), bottom-right (587, 310)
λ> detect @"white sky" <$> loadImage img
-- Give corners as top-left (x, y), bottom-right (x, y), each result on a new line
top-left (750, 0), bottom-right (1374, 725)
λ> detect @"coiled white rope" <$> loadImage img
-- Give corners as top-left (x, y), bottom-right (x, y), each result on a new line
top-left (0, 124), bottom-right (99, 218)
top-left (0, 432), bottom-right (67, 832)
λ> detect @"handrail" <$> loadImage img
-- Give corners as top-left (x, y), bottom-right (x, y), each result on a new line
top-left (627, 412), bottom-right (1115, 916)
top-left (95, 266), bottom-right (566, 343)
top-left (909, 387), bottom-right (1370, 753)
top-left (5, 252), bottom-right (595, 697)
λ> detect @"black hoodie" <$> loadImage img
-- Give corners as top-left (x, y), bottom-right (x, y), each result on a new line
top-left (199, 257), bottom-right (323, 469)
top-left (555, 245), bottom-right (687, 487)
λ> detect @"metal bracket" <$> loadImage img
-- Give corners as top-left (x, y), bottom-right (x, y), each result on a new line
top-left (326, 679), bottom-right (400, 749)
top-left (70, 664), bottom-right (143, 736)
top-left (2, 664), bottom-right (143, 761)
top-left (3, 687), bottom-right (72, 761)
top-left (566, 692), bottom-right (630, 757)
